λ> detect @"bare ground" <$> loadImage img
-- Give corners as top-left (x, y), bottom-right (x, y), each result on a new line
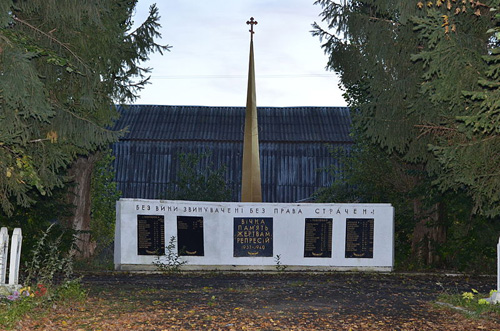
top-left (15, 272), bottom-right (500, 330)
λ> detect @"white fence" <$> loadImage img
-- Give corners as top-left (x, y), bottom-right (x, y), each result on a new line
top-left (0, 227), bottom-right (22, 287)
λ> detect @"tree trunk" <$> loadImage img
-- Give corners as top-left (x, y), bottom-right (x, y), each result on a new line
top-left (411, 199), bottom-right (446, 266)
top-left (66, 154), bottom-right (98, 259)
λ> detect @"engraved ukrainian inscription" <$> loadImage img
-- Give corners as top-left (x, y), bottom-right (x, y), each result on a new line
top-left (177, 216), bottom-right (204, 256)
top-left (137, 215), bottom-right (165, 255)
top-left (234, 217), bottom-right (273, 257)
top-left (304, 218), bottom-right (332, 258)
top-left (345, 218), bottom-right (374, 258)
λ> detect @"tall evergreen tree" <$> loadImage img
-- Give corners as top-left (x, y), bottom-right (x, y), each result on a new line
top-left (425, 5), bottom-right (500, 217)
top-left (312, 0), bottom-right (497, 264)
top-left (1, 1), bottom-right (169, 256)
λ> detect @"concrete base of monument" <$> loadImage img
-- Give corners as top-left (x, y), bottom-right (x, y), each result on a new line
top-left (115, 264), bottom-right (393, 273)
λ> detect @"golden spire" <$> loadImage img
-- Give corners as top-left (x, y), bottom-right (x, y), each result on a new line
top-left (241, 17), bottom-right (262, 202)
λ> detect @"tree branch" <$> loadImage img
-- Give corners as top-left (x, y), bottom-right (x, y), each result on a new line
top-left (12, 16), bottom-right (89, 71)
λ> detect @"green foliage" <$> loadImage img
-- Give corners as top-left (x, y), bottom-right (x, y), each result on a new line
top-left (429, 10), bottom-right (500, 216)
top-left (438, 289), bottom-right (500, 318)
top-left (160, 153), bottom-right (233, 202)
top-left (0, 224), bottom-right (85, 329)
top-left (313, 0), bottom-right (500, 270)
top-left (52, 279), bottom-right (87, 304)
top-left (90, 149), bottom-right (121, 257)
top-left (314, 142), bottom-right (417, 269)
top-left (434, 193), bottom-right (500, 273)
top-left (0, 294), bottom-right (38, 329)
top-left (0, 280), bottom-right (86, 329)
top-left (0, 188), bottom-right (74, 267)
top-left (274, 254), bottom-right (288, 273)
top-left (315, 140), bottom-right (500, 271)
top-left (312, 0), bottom-right (498, 215)
top-left (0, 1), bottom-right (169, 215)
top-left (24, 224), bottom-right (75, 287)
top-left (409, 4), bottom-right (499, 216)
top-left (153, 236), bottom-right (187, 274)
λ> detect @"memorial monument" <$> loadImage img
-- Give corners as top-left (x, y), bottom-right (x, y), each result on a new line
top-left (114, 18), bottom-right (395, 272)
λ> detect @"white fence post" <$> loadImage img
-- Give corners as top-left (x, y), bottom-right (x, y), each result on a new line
top-left (488, 236), bottom-right (500, 304)
top-left (0, 227), bottom-right (8, 285)
top-left (497, 236), bottom-right (500, 294)
top-left (8, 228), bottom-right (22, 286)
top-left (0, 227), bottom-right (23, 288)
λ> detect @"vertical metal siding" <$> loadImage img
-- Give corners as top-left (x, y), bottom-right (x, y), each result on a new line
top-left (112, 105), bottom-right (352, 203)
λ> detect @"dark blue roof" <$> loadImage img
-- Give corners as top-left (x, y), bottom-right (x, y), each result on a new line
top-left (112, 105), bottom-right (352, 202)
top-left (112, 105), bottom-right (351, 142)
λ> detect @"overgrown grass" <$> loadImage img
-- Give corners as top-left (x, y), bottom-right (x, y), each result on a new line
top-left (0, 296), bottom-right (38, 329)
top-left (0, 224), bottom-right (87, 329)
top-left (0, 280), bottom-right (87, 329)
top-left (437, 289), bottom-right (500, 319)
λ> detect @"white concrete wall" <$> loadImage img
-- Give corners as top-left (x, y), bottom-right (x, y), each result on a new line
top-left (115, 199), bottom-right (394, 271)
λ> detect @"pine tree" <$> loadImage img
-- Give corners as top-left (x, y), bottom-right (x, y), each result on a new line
top-left (1, 1), bottom-right (169, 256)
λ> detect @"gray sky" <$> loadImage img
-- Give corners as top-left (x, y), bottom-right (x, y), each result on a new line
top-left (132, 0), bottom-right (346, 107)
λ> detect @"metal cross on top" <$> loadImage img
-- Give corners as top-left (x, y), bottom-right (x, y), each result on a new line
top-left (246, 17), bottom-right (258, 36)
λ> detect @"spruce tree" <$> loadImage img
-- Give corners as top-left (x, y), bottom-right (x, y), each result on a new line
top-left (1, 1), bottom-right (169, 256)
top-left (313, 0), bottom-right (497, 265)
top-left (427, 6), bottom-right (500, 216)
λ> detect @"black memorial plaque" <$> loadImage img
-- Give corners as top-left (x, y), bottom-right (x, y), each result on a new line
top-left (304, 218), bottom-right (332, 258)
top-left (137, 215), bottom-right (165, 255)
top-left (345, 218), bottom-right (374, 258)
top-left (234, 217), bottom-right (273, 257)
top-left (177, 216), bottom-right (204, 256)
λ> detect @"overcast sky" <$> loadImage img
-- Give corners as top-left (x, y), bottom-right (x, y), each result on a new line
top-left (132, 0), bottom-right (346, 107)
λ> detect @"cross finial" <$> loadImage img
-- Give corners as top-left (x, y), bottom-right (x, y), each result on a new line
top-left (246, 17), bottom-right (258, 36)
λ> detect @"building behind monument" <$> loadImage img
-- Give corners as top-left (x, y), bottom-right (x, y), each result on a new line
top-left (111, 105), bottom-right (352, 203)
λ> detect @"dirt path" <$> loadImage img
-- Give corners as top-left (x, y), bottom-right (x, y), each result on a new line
top-left (16, 272), bottom-right (500, 330)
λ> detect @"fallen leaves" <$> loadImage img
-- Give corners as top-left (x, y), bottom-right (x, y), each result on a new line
top-left (13, 273), bottom-right (500, 330)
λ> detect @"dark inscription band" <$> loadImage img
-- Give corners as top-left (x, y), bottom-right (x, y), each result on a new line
top-left (177, 216), bottom-right (204, 256)
top-left (234, 217), bottom-right (273, 257)
top-left (345, 218), bottom-right (374, 258)
top-left (304, 218), bottom-right (332, 258)
top-left (137, 215), bottom-right (165, 255)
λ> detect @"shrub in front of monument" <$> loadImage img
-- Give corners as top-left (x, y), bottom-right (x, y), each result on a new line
top-left (159, 152), bottom-right (233, 202)
top-left (274, 254), bottom-right (287, 273)
top-left (153, 236), bottom-right (187, 274)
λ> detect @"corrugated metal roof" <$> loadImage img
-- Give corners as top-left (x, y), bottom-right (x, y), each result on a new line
top-left (112, 105), bottom-right (352, 202)
top-left (112, 105), bottom-right (352, 143)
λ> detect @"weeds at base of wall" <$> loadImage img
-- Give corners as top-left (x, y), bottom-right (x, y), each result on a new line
top-left (274, 254), bottom-right (288, 273)
top-left (153, 236), bottom-right (187, 274)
